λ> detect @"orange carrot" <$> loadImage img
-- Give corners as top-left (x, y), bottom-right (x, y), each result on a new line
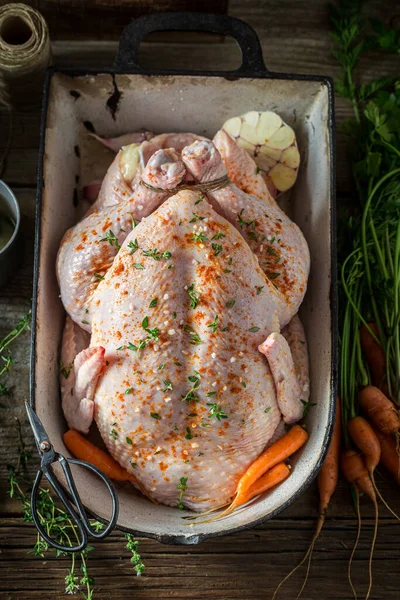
top-left (360, 323), bottom-right (386, 389)
top-left (234, 425), bottom-right (308, 506)
top-left (244, 462), bottom-right (291, 504)
top-left (359, 385), bottom-right (400, 434)
top-left (373, 427), bottom-right (400, 486)
top-left (341, 449), bottom-right (378, 600)
top-left (63, 429), bottom-right (137, 483)
top-left (348, 416), bottom-right (381, 475)
top-left (343, 427), bottom-right (400, 522)
top-left (317, 397), bottom-right (341, 535)
top-left (272, 399), bottom-right (341, 600)
top-left (340, 449), bottom-right (374, 494)
top-left (345, 418), bottom-right (400, 520)
top-left (202, 425), bottom-right (308, 525)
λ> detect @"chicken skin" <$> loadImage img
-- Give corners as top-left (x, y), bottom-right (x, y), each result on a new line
top-left (90, 189), bottom-right (285, 510)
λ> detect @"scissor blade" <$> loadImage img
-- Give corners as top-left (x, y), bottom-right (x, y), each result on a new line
top-left (25, 401), bottom-right (50, 450)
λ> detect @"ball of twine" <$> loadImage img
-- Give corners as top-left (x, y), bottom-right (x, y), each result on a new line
top-left (0, 3), bottom-right (51, 109)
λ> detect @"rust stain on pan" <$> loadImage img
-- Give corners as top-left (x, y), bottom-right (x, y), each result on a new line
top-left (106, 74), bottom-right (122, 120)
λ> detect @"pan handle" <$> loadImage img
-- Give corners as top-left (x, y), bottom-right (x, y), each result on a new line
top-left (113, 12), bottom-right (268, 77)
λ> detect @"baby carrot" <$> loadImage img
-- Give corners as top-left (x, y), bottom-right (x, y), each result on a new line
top-left (234, 463), bottom-right (290, 508)
top-left (373, 427), bottom-right (400, 486)
top-left (359, 386), bottom-right (400, 434)
top-left (195, 463), bottom-right (291, 527)
top-left (317, 397), bottom-right (341, 533)
top-left (340, 448), bottom-right (374, 494)
top-left (348, 416), bottom-right (381, 475)
top-left (360, 323), bottom-right (386, 389)
top-left (272, 398), bottom-right (341, 600)
top-left (203, 425), bottom-right (308, 524)
top-left (347, 421), bottom-right (400, 523)
top-left (341, 449), bottom-right (378, 600)
top-left (235, 424), bottom-right (308, 502)
top-left (63, 429), bottom-right (137, 483)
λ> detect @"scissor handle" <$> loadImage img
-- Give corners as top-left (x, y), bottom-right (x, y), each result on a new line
top-left (31, 468), bottom-right (88, 553)
top-left (65, 457), bottom-right (119, 540)
top-left (31, 455), bottom-right (119, 553)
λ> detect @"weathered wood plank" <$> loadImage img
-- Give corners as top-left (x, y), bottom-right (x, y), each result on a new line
top-left (1, 2), bottom-right (399, 598)
top-left (13, 0), bottom-right (397, 42)
top-left (20, 0), bottom-right (228, 40)
top-left (0, 518), bottom-right (399, 599)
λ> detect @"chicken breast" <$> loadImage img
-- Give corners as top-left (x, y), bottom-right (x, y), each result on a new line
top-left (89, 189), bottom-right (286, 511)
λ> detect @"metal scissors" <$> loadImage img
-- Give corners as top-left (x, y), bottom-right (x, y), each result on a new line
top-left (25, 402), bottom-right (119, 553)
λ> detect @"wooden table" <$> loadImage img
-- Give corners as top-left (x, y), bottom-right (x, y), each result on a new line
top-left (1, 2), bottom-right (399, 598)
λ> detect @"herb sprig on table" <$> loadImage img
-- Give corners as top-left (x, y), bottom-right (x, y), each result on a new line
top-left (330, 2), bottom-right (400, 428)
top-left (8, 421), bottom-right (145, 599)
top-left (1, 313), bottom-right (145, 598)
top-left (0, 310), bottom-right (31, 396)
top-left (8, 422), bottom-right (102, 600)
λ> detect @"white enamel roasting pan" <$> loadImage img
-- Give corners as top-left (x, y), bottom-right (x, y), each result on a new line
top-left (31, 13), bottom-right (337, 545)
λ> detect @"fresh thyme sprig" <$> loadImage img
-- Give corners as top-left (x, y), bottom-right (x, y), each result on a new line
top-left (0, 311), bottom-right (31, 396)
top-left (207, 402), bottom-right (228, 421)
top-left (125, 534), bottom-right (145, 576)
top-left (142, 248), bottom-right (171, 261)
top-left (187, 283), bottom-right (200, 309)
top-left (8, 420), bottom-right (144, 598)
top-left (181, 370), bottom-right (201, 403)
top-left (176, 476), bottom-right (188, 510)
top-left (8, 422), bottom-right (101, 599)
top-left (100, 230), bottom-right (121, 252)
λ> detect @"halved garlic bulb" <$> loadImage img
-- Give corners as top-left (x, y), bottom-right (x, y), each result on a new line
top-left (222, 111), bottom-right (300, 194)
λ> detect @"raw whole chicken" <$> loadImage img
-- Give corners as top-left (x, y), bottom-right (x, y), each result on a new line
top-left (57, 118), bottom-right (310, 511)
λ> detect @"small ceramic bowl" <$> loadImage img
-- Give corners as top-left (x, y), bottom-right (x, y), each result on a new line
top-left (0, 180), bottom-right (21, 289)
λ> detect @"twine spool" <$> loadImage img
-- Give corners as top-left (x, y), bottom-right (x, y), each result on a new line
top-left (0, 3), bottom-right (51, 109)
